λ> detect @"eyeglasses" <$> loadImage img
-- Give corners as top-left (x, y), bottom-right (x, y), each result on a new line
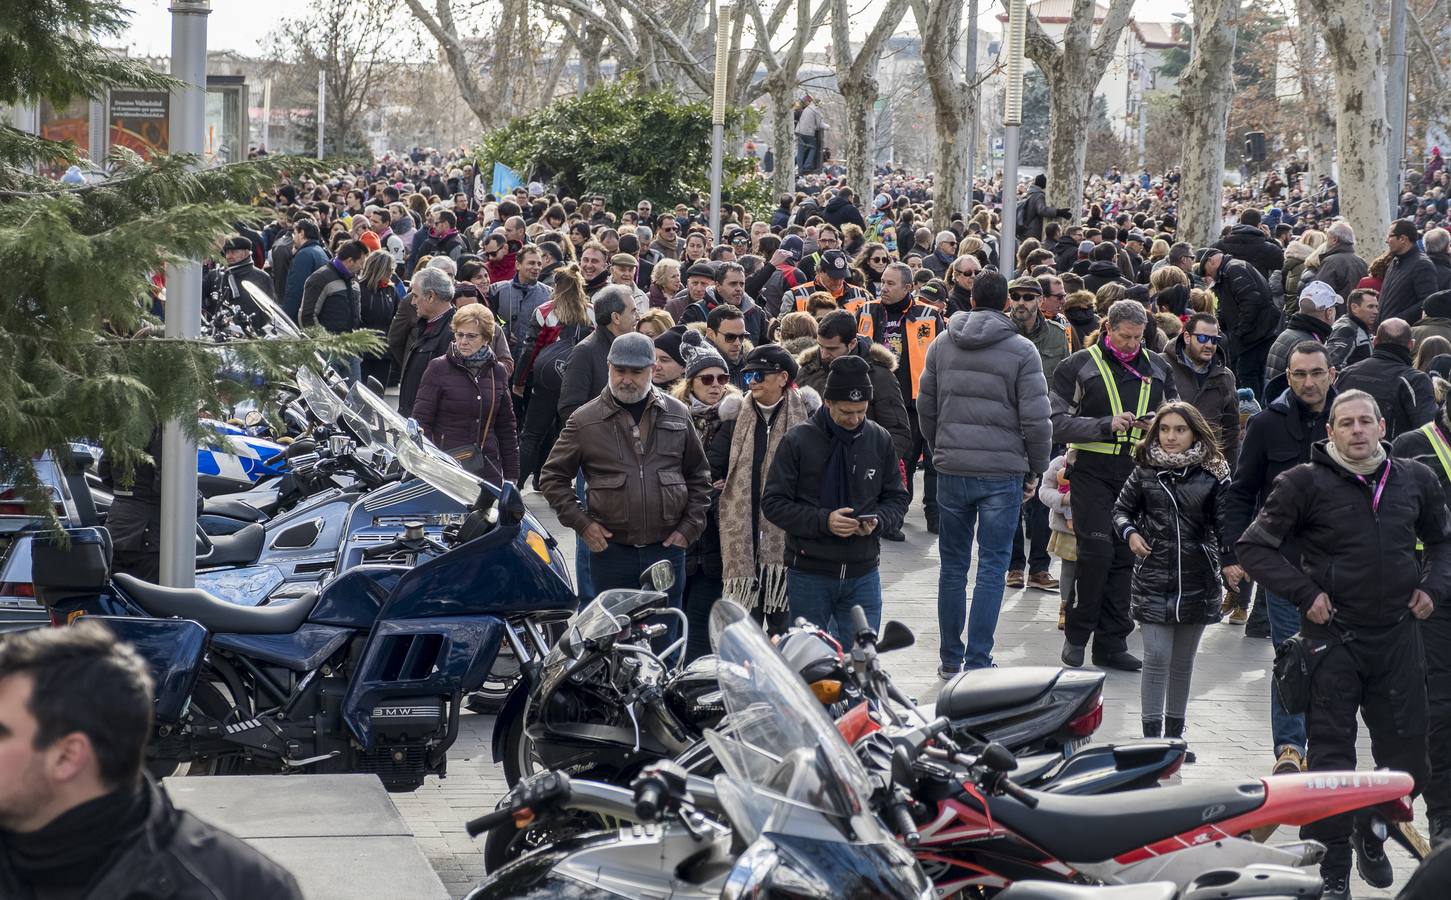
top-left (954, 269), bottom-right (977, 278)
top-left (870, 256), bottom-right (889, 264)
top-left (1191, 334), bottom-right (1223, 345)
top-left (718, 332), bottom-right (746, 343)
top-left (1009, 293), bottom-right (1039, 303)
top-left (455, 331), bottom-right (484, 341)
top-left (694, 373), bottom-right (728, 386)
top-left (1288, 368), bottom-right (1329, 380)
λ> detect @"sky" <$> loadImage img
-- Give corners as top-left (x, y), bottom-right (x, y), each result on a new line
top-left (118, 0), bottom-right (1191, 58)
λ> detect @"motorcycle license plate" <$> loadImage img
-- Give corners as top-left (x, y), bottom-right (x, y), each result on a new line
top-left (1063, 737), bottom-right (1087, 758)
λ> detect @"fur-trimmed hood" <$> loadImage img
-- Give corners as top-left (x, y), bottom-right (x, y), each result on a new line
top-left (795, 337), bottom-right (899, 373)
top-left (1284, 240), bottom-right (1316, 263)
top-left (718, 385), bottom-right (821, 422)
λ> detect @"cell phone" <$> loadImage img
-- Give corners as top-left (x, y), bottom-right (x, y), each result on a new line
top-left (854, 513), bottom-right (879, 525)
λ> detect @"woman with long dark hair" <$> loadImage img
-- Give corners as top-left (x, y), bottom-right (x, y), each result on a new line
top-left (514, 265), bottom-right (594, 487)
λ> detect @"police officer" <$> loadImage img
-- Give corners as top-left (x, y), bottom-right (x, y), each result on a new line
top-left (1240, 389), bottom-right (1451, 898)
top-left (1393, 394), bottom-right (1451, 848)
top-left (1049, 299), bottom-right (1177, 671)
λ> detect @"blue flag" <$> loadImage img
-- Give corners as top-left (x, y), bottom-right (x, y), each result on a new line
top-left (491, 162), bottom-right (524, 196)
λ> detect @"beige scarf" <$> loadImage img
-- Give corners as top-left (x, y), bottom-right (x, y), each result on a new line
top-left (719, 390), bottom-right (809, 612)
top-left (1326, 440), bottom-right (1387, 476)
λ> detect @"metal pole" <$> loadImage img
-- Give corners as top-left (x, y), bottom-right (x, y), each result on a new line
top-left (709, 4), bottom-right (733, 241)
top-left (1002, 0), bottom-right (1026, 279)
top-left (964, 0), bottom-right (979, 217)
top-left (261, 77), bottom-right (271, 153)
top-left (1387, 0), bottom-right (1408, 214)
top-left (160, 0), bottom-right (210, 589)
top-left (317, 68), bottom-right (326, 159)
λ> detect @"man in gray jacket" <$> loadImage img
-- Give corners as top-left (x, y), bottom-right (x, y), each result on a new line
top-left (919, 271), bottom-right (1053, 676)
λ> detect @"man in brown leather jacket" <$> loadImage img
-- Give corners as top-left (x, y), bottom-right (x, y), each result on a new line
top-left (540, 332), bottom-right (712, 612)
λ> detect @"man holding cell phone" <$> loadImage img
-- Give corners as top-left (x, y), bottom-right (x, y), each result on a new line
top-left (763, 355), bottom-right (910, 647)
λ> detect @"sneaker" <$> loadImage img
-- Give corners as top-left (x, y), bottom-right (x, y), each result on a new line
top-left (1431, 813), bottom-right (1451, 849)
top-left (1220, 594), bottom-right (1239, 616)
top-left (1351, 828), bottom-right (1393, 888)
top-left (1060, 640), bottom-right (1085, 668)
top-left (1320, 873), bottom-right (1350, 900)
top-left (1273, 746), bottom-right (1306, 776)
top-left (1228, 606), bottom-right (1248, 625)
top-left (1005, 570), bottom-right (1026, 589)
top-left (1057, 601), bottom-right (1066, 631)
top-left (938, 663), bottom-right (961, 681)
top-left (1027, 571), bottom-right (1060, 591)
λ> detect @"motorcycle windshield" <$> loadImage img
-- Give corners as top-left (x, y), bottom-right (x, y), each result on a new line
top-left (296, 365), bottom-right (347, 426)
top-left (705, 599), bottom-right (882, 840)
top-left (240, 281), bottom-right (302, 337)
top-left (542, 589), bottom-right (663, 671)
top-left (342, 382), bottom-right (483, 508)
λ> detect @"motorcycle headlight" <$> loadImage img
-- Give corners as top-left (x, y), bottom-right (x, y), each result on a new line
top-left (721, 839), bottom-right (778, 900)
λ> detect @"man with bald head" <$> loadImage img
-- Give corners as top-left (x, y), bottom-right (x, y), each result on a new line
top-left (1334, 318), bottom-right (1437, 439)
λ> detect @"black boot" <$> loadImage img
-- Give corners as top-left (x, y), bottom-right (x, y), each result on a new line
top-left (1164, 715), bottom-right (1196, 764)
top-left (1142, 718), bottom-right (1162, 738)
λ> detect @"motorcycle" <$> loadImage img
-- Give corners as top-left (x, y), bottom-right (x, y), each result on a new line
top-left (994, 865), bottom-right (1324, 899)
top-left (30, 434), bottom-right (577, 791)
top-left (464, 597), bottom-right (938, 899)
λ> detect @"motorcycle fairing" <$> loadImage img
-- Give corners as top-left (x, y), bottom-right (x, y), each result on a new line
top-left (211, 623), bottom-right (352, 672)
top-left (92, 616), bottom-right (207, 723)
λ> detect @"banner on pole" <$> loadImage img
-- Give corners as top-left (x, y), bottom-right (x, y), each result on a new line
top-left (491, 162), bottom-right (524, 196)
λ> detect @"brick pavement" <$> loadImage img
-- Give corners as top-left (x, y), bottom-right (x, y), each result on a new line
top-left (400, 489), bottom-right (1420, 898)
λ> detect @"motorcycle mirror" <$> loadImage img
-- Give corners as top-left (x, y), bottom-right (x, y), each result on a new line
top-left (891, 744), bottom-right (918, 791)
top-left (243, 410), bottom-right (264, 428)
top-left (876, 620), bottom-right (915, 654)
top-left (980, 742), bottom-right (1018, 773)
top-left (365, 375), bottom-right (384, 395)
top-left (405, 418), bottom-right (423, 442)
top-left (497, 482), bottom-right (526, 526)
top-left (640, 560), bottom-right (676, 591)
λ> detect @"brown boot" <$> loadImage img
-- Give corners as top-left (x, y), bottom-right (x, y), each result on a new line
top-left (1057, 601), bottom-right (1067, 631)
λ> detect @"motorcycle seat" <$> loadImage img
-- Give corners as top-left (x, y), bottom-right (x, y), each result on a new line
top-left (996, 882), bottom-right (1177, 900)
top-left (201, 496), bottom-right (267, 523)
top-left (200, 522), bottom-right (265, 567)
top-left (938, 666), bottom-right (1059, 718)
top-left (114, 573), bottom-right (318, 635)
top-left (986, 778), bottom-right (1265, 862)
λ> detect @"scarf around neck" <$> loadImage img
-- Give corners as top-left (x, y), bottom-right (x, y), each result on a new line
top-left (814, 404), bottom-right (864, 510)
top-left (1146, 441), bottom-right (1230, 479)
top-left (1326, 440), bottom-right (1388, 476)
top-left (1, 779), bottom-right (149, 894)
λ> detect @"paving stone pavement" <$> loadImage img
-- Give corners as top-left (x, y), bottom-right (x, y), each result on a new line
top-left (400, 487), bottom-right (1423, 898)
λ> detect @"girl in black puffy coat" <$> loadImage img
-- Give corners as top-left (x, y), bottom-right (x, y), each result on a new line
top-left (1112, 400), bottom-right (1238, 759)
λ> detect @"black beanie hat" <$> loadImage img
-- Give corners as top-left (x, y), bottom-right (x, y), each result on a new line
top-left (1425, 289), bottom-right (1451, 320)
top-left (823, 354), bottom-right (874, 402)
top-left (654, 326), bottom-right (688, 367)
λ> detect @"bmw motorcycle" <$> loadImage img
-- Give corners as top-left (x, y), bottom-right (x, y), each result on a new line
top-left (31, 434), bottom-right (576, 791)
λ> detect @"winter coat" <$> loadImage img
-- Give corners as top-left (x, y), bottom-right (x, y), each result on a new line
top-left (299, 261), bottom-right (361, 333)
top-left (487, 277), bottom-right (551, 349)
top-left (1223, 386), bottom-right (1335, 552)
top-left (1159, 334), bottom-right (1242, 463)
top-left (1326, 313), bottom-right (1374, 369)
top-left (761, 413), bottom-right (910, 579)
top-left (1113, 460), bottom-right (1233, 624)
top-left (823, 193), bottom-right (866, 230)
top-left (918, 308), bottom-right (1053, 477)
top-left (1213, 224), bottom-right (1284, 279)
top-left (540, 386), bottom-right (712, 547)
top-left (1213, 258), bottom-right (1280, 353)
top-left (1264, 312), bottom-right (1332, 383)
top-left (1412, 315), bottom-right (1451, 347)
top-left (1020, 184), bottom-right (1068, 241)
top-left (795, 339), bottom-right (913, 462)
top-left (1050, 339), bottom-right (1177, 453)
top-left (1238, 441), bottom-right (1451, 628)
top-left (1082, 260), bottom-right (1131, 295)
top-left (1063, 305), bottom-right (1099, 350)
top-left (268, 234), bottom-right (296, 306)
top-left (683, 395), bottom-right (733, 578)
top-left (0, 777), bottom-right (303, 900)
top-left (556, 326), bottom-right (617, 424)
top-left (411, 347), bottom-right (520, 482)
top-left (1039, 454), bottom-right (1073, 536)
top-left (283, 239), bottom-right (330, 321)
top-left (682, 291), bottom-right (770, 346)
top-left (1304, 243), bottom-right (1368, 300)
top-left (398, 307), bottom-right (455, 417)
top-left (1022, 312), bottom-right (1070, 383)
top-left (1380, 246), bottom-right (1442, 324)
top-left (1430, 250), bottom-right (1451, 292)
top-left (1334, 343), bottom-right (1438, 439)
top-left (1280, 241), bottom-right (1314, 312)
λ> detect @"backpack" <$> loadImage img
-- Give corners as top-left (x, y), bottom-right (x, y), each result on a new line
top-left (1016, 197), bottom-right (1030, 232)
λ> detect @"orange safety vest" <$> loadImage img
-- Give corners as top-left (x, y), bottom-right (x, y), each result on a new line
top-left (857, 300), bottom-right (941, 399)
top-left (791, 280), bottom-right (870, 317)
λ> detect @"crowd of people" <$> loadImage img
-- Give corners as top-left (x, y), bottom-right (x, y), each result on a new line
top-left (188, 143), bottom-right (1451, 898)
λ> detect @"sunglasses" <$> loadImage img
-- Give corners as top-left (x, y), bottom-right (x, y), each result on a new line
top-left (718, 332), bottom-right (746, 343)
top-left (870, 256), bottom-right (889, 264)
top-left (1191, 334), bottom-right (1223, 345)
top-left (741, 370), bottom-right (773, 385)
top-left (694, 373), bottom-right (729, 386)
top-left (1009, 293), bottom-right (1039, 302)
top-left (955, 269), bottom-right (977, 277)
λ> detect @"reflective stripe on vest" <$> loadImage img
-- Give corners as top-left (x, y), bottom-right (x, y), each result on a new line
top-left (1414, 422), bottom-right (1451, 552)
top-left (1069, 344), bottom-right (1152, 455)
top-left (856, 303), bottom-right (938, 399)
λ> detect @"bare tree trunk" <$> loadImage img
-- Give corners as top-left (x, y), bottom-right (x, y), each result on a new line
top-left (1305, 0), bottom-right (1391, 246)
top-left (1176, 0), bottom-right (1237, 248)
top-left (1293, 0), bottom-right (1335, 195)
top-left (403, 0), bottom-right (494, 129)
top-left (913, 0), bottom-right (973, 232)
top-left (1024, 0), bottom-right (1136, 223)
top-left (831, 0), bottom-right (910, 205)
top-left (580, 25), bottom-right (606, 89)
top-left (768, 84), bottom-right (797, 197)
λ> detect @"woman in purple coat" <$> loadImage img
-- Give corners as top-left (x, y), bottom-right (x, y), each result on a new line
top-left (411, 302), bottom-right (520, 484)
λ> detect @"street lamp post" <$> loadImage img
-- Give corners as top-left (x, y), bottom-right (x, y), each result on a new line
top-left (1001, 0), bottom-right (1026, 279)
top-left (159, 0), bottom-right (210, 588)
top-left (709, 4), bottom-right (733, 241)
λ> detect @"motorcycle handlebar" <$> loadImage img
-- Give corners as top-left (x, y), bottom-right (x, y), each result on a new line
top-left (997, 775), bottom-right (1040, 809)
top-left (849, 605), bottom-right (872, 644)
top-left (887, 800), bottom-right (920, 847)
top-left (465, 806), bottom-right (516, 838)
top-left (643, 689), bottom-right (690, 745)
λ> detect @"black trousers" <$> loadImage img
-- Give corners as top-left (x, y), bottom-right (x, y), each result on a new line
top-left (1064, 453), bottom-right (1134, 655)
top-left (904, 406), bottom-right (937, 517)
top-left (517, 382), bottom-right (560, 489)
top-left (1301, 618), bottom-right (1429, 877)
top-left (1424, 602), bottom-right (1451, 818)
top-left (360, 356), bottom-right (392, 392)
top-left (1010, 494), bottom-right (1052, 574)
top-left (1234, 340), bottom-right (1271, 403)
top-left (682, 573), bottom-right (722, 664)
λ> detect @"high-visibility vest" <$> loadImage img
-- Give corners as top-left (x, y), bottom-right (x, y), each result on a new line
top-left (1421, 422), bottom-right (1451, 481)
top-left (1069, 344), bottom-right (1153, 455)
top-left (791, 280), bottom-right (869, 316)
top-left (856, 301), bottom-right (940, 399)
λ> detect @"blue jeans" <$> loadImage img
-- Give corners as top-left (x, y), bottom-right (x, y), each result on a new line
top-left (1267, 591), bottom-right (1307, 754)
top-left (787, 569), bottom-right (882, 649)
top-left (937, 474), bottom-right (1024, 670)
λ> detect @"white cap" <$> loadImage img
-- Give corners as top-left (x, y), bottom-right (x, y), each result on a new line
top-left (1299, 279), bottom-right (1338, 310)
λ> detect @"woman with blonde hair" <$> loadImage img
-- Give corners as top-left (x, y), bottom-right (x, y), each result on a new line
top-left (514, 265), bottom-right (594, 487)
top-left (649, 258), bottom-right (681, 310)
top-left (411, 302), bottom-right (518, 484)
top-left (636, 308), bottom-right (675, 339)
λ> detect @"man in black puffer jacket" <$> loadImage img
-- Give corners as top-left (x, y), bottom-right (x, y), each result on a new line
top-left (300, 240), bottom-right (366, 333)
top-left (1334, 318), bottom-right (1436, 439)
top-left (1238, 389), bottom-right (1451, 896)
top-left (1213, 208), bottom-right (1284, 278)
top-left (1201, 248), bottom-right (1280, 401)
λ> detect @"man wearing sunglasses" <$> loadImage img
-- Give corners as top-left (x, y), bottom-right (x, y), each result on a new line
top-left (705, 304), bottom-right (751, 390)
top-left (1160, 312), bottom-right (1242, 465)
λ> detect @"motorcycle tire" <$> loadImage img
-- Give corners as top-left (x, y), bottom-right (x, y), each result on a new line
top-left (147, 678), bottom-right (245, 779)
top-left (482, 807), bottom-right (608, 874)
top-left (501, 695), bottom-right (542, 787)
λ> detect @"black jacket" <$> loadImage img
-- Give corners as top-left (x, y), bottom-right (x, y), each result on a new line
top-left (1113, 462), bottom-right (1234, 625)
top-left (1214, 224), bottom-right (1285, 279)
top-left (1380, 246), bottom-right (1442, 324)
top-left (762, 414), bottom-right (910, 578)
top-left (1213, 258), bottom-right (1280, 353)
top-left (1334, 343), bottom-right (1437, 439)
top-left (1392, 411), bottom-right (1451, 505)
top-left (1237, 441), bottom-right (1451, 628)
top-left (556, 326), bottom-right (616, 424)
top-left (299, 261), bottom-right (360, 333)
top-left (822, 193), bottom-right (866, 230)
top-left (1082, 260), bottom-right (1131, 294)
top-left (1021, 185), bottom-right (1069, 241)
top-left (1223, 387), bottom-right (1333, 550)
top-left (1159, 335), bottom-right (1241, 463)
top-left (0, 778), bottom-right (302, 900)
top-left (398, 307), bottom-right (454, 417)
top-left (1264, 312), bottom-right (1332, 383)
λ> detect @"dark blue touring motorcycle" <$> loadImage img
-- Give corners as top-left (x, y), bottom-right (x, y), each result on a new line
top-left (30, 439), bottom-right (576, 792)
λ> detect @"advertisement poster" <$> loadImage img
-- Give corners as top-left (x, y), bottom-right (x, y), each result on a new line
top-left (109, 90), bottom-right (169, 158)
